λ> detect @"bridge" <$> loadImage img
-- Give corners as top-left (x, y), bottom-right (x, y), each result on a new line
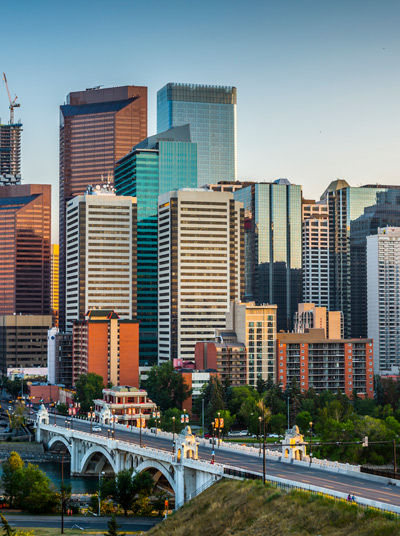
top-left (35, 406), bottom-right (223, 507)
top-left (35, 406), bottom-right (400, 512)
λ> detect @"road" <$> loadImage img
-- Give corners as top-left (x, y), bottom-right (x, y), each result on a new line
top-left (44, 414), bottom-right (400, 509)
top-left (6, 514), bottom-right (160, 531)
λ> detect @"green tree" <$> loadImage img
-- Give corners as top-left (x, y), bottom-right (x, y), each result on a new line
top-left (101, 470), bottom-right (154, 517)
top-left (1, 452), bottom-right (24, 507)
top-left (75, 373), bottom-right (104, 412)
top-left (269, 413), bottom-right (286, 434)
top-left (202, 377), bottom-right (226, 427)
top-left (0, 513), bottom-right (35, 536)
top-left (295, 411), bottom-right (313, 434)
top-left (143, 363), bottom-right (191, 411)
top-left (10, 403), bottom-right (26, 431)
top-left (104, 514), bottom-right (125, 536)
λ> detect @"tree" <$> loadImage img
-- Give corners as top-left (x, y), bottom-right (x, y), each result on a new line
top-left (295, 411), bottom-right (313, 434)
top-left (215, 409), bottom-right (235, 435)
top-left (1, 452), bottom-right (57, 513)
top-left (143, 363), bottom-right (191, 411)
top-left (1, 452), bottom-right (24, 507)
top-left (202, 377), bottom-right (226, 427)
top-left (101, 470), bottom-right (154, 517)
top-left (10, 403), bottom-right (26, 431)
top-left (75, 373), bottom-right (104, 412)
top-left (104, 514), bottom-right (125, 536)
top-left (0, 514), bottom-right (34, 536)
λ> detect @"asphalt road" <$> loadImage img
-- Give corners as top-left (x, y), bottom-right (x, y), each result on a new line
top-left (6, 514), bottom-right (160, 531)
top-left (47, 414), bottom-right (400, 509)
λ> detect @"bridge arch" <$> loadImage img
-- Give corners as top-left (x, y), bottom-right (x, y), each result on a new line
top-left (135, 460), bottom-right (176, 495)
top-left (48, 435), bottom-right (72, 456)
top-left (79, 446), bottom-right (117, 475)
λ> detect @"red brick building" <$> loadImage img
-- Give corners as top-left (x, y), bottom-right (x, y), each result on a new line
top-left (277, 329), bottom-right (374, 398)
top-left (72, 310), bottom-right (139, 387)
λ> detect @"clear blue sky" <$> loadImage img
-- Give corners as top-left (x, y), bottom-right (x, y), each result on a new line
top-left (1, 0), bottom-right (399, 240)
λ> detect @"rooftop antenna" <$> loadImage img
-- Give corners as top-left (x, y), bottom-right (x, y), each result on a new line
top-left (2, 73), bottom-right (20, 124)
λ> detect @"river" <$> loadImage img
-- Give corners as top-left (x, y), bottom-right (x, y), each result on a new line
top-left (0, 461), bottom-right (98, 494)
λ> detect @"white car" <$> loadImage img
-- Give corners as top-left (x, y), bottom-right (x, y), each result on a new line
top-left (93, 426), bottom-right (102, 432)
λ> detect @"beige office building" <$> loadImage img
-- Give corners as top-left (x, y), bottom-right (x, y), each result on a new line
top-left (158, 189), bottom-right (244, 363)
top-left (302, 200), bottom-right (330, 308)
top-left (226, 300), bottom-right (277, 385)
top-left (293, 303), bottom-right (343, 339)
top-left (65, 184), bottom-right (137, 331)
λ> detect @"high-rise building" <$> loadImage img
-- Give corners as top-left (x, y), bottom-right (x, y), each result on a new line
top-left (293, 303), bottom-right (343, 339)
top-left (226, 301), bottom-right (277, 385)
top-left (321, 180), bottom-right (400, 337)
top-left (72, 310), bottom-right (139, 387)
top-left (277, 329), bottom-right (374, 398)
top-left (0, 315), bottom-right (52, 373)
top-left (157, 83), bottom-right (236, 186)
top-left (351, 189), bottom-right (400, 338)
top-left (367, 227), bottom-right (400, 374)
top-left (59, 85), bottom-right (148, 330)
top-left (0, 184), bottom-right (51, 315)
top-left (158, 189), bottom-right (243, 363)
top-left (0, 121), bottom-right (22, 184)
top-left (65, 184), bottom-right (137, 331)
top-left (302, 200), bottom-right (329, 307)
top-left (234, 179), bottom-right (302, 331)
top-left (115, 125), bottom-right (197, 366)
top-left (51, 244), bottom-right (59, 326)
top-left (47, 328), bottom-right (73, 387)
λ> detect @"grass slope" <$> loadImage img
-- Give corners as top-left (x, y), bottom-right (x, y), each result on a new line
top-left (146, 479), bottom-right (400, 536)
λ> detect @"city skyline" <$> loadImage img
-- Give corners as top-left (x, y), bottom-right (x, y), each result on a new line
top-left (1, 0), bottom-right (400, 240)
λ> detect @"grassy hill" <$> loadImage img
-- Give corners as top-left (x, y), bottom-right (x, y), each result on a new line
top-left (146, 479), bottom-right (400, 536)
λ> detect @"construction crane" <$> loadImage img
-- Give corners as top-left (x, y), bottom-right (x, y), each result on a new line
top-left (2, 72), bottom-right (20, 124)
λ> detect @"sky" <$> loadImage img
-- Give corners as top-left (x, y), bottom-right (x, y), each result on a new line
top-left (1, 0), bottom-right (400, 240)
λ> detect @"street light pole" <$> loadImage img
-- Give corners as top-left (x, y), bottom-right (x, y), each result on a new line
top-left (394, 439), bottom-right (397, 478)
top-left (98, 471), bottom-right (105, 516)
top-left (217, 411), bottom-right (221, 448)
top-left (202, 399), bottom-right (205, 438)
top-left (139, 409), bottom-right (142, 448)
top-left (262, 416), bottom-right (266, 484)
top-left (309, 421), bottom-right (313, 466)
top-left (172, 416), bottom-right (176, 455)
top-left (258, 416), bottom-right (262, 457)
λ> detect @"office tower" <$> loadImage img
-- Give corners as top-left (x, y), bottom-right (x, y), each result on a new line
top-left (293, 303), bottom-right (343, 339)
top-left (206, 180), bottom-right (254, 193)
top-left (115, 125), bottom-right (197, 366)
top-left (235, 179), bottom-right (302, 331)
top-left (351, 189), bottom-right (400, 338)
top-left (226, 301), bottom-right (277, 385)
top-left (157, 83), bottom-right (236, 186)
top-left (47, 328), bottom-right (73, 387)
top-left (59, 85), bottom-right (147, 330)
top-left (0, 315), bottom-right (52, 373)
top-left (72, 310), bottom-right (139, 387)
top-left (0, 184), bottom-right (51, 315)
top-left (277, 329), bottom-right (374, 398)
top-left (322, 180), bottom-right (400, 337)
top-left (65, 184), bottom-right (137, 331)
top-left (158, 189), bottom-right (244, 363)
top-left (50, 244), bottom-right (59, 326)
top-left (367, 228), bottom-right (400, 374)
top-left (302, 200), bottom-right (329, 307)
top-left (0, 121), bottom-right (22, 184)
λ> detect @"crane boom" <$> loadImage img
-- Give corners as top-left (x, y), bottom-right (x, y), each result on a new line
top-left (2, 72), bottom-right (20, 124)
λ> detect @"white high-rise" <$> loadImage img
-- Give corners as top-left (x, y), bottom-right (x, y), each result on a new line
top-left (65, 184), bottom-right (137, 331)
top-left (367, 227), bottom-right (400, 374)
top-left (158, 189), bottom-right (243, 363)
top-left (302, 200), bottom-right (329, 307)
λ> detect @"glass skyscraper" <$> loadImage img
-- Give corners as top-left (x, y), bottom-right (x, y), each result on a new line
top-left (235, 179), bottom-right (302, 331)
top-left (321, 180), bottom-right (400, 338)
top-left (157, 83), bottom-right (236, 186)
top-left (114, 125), bottom-right (197, 366)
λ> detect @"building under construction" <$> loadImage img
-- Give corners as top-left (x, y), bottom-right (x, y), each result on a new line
top-left (1, 73), bottom-right (22, 185)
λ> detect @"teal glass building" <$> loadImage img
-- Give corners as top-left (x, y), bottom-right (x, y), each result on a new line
top-left (114, 125), bottom-right (197, 366)
top-left (235, 179), bottom-right (302, 331)
top-left (157, 83), bottom-right (236, 187)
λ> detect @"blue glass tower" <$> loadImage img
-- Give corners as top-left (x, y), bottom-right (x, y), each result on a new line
top-left (234, 179), bottom-right (303, 332)
top-left (114, 125), bottom-right (197, 366)
top-left (157, 83), bottom-right (236, 187)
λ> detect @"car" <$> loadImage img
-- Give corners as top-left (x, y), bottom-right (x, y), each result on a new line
top-left (238, 430), bottom-right (249, 436)
top-left (268, 433), bottom-right (279, 438)
top-left (93, 426), bottom-right (102, 432)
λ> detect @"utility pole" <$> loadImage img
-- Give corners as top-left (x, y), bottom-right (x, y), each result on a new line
top-left (394, 439), bottom-right (397, 478)
top-left (287, 395), bottom-right (290, 430)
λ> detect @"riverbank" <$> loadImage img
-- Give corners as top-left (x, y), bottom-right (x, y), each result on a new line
top-left (0, 441), bottom-right (58, 463)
